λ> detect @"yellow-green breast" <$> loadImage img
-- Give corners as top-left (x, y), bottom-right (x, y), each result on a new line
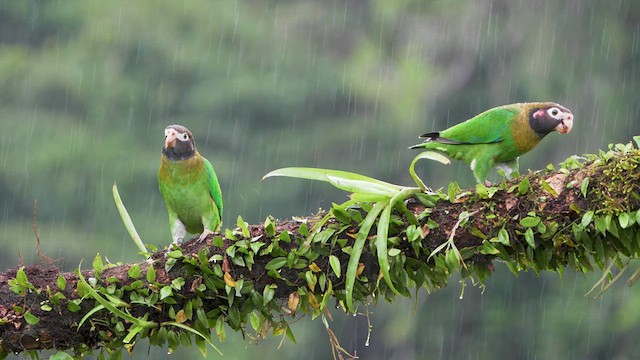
top-left (159, 152), bottom-right (214, 233)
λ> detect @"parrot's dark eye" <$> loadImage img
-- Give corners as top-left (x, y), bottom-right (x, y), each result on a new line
top-left (179, 133), bottom-right (189, 141)
top-left (547, 107), bottom-right (561, 118)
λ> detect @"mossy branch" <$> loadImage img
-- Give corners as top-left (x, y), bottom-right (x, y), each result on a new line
top-left (0, 142), bottom-right (638, 358)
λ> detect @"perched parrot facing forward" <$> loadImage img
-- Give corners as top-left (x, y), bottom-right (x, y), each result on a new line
top-left (410, 102), bottom-right (574, 183)
top-left (158, 125), bottom-right (223, 244)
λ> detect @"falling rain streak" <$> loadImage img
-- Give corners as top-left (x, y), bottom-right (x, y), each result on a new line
top-left (0, 0), bottom-right (638, 359)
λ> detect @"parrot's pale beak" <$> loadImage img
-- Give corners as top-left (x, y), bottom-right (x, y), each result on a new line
top-left (164, 130), bottom-right (177, 149)
top-left (555, 113), bottom-right (573, 134)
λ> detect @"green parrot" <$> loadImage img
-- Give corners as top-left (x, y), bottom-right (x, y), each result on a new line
top-left (158, 125), bottom-right (223, 244)
top-left (410, 102), bottom-right (574, 183)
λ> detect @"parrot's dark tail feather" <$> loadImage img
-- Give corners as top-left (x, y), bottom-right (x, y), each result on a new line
top-left (414, 132), bottom-right (462, 145)
top-left (418, 132), bottom-right (440, 139)
top-left (409, 132), bottom-right (441, 149)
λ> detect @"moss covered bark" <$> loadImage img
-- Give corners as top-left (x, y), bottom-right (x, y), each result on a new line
top-left (0, 142), bottom-right (638, 358)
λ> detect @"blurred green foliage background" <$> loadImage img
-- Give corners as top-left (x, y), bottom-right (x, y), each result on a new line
top-left (0, 0), bottom-right (639, 358)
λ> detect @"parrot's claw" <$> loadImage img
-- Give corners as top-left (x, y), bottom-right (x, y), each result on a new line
top-left (198, 229), bottom-right (214, 242)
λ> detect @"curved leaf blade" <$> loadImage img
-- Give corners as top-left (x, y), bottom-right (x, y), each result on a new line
top-left (349, 192), bottom-right (394, 203)
top-left (326, 175), bottom-right (397, 197)
top-left (113, 183), bottom-right (148, 257)
top-left (345, 202), bottom-right (386, 312)
top-left (376, 203), bottom-right (401, 296)
top-left (409, 151), bottom-right (450, 191)
top-left (263, 167), bottom-right (403, 191)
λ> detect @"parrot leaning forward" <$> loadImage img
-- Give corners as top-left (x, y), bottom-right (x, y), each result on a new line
top-left (158, 125), bottom-right (223, 244)
top-left (410, 102), bottom-right (573, 183)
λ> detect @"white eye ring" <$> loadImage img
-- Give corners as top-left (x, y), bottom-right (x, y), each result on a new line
top-left (179, 133), bottom-right (189, 141)
top-left (547, 107), bottom-right (562, 119)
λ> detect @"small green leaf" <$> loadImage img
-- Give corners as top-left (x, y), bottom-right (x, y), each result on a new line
top-left (250, 311), bottom-right (261, 331)
top-left (171, 277), bottom-right (185, 291)
top-left (16, 267), bottom-right (28, 283)
top-left (595, 216), bottom-right (607, 235)
top-left (329, 255), bottom-right (341, 278)
top-left (212, 236), bottom-right (225, 247)
top-left (498, 228), bottom-right (510, 246)
top-left (448, 182), bottom-right (458, 203)
top-left (265, 257), bottom-right (287, 270)
top-left (261, 217), bottom-right (275, 238)
top-left (263, 284), bottom-right (276, 306)
top-left (524, 228), bottom-right (536, 248)
top-left (215, 316), bottom-right (226, 342)
top-left (160, 286), bottom-right (173, 300)
top-left (305, 271), bottom-right (317, 291)
top-left (520, 217), bottom-right (541, 228)
top-left (445, 249), bottom-right (460, 271)
top-left (286, 325), bottom-right (297, 344)
top-left (475, 183), bottom-right (488, 198)
top-left (604, 214), bottom-right (613, 231)
top-left (582, 211), bottom-right (595, 227)
top-left (57, 275), bottom-right (67, 291)
top-left (127, 264), bottom-right (141, 279)
top-left (331, 203), bottom-right (352, 224)
top-left (40, 304), bottom-right (52, 311)
top-left (479, 240), bottom-right (500, 255)
top-left (540, 178), bottom-right (558, 197)
top-left (633, 136), bottom-right (640, 148)
top-left (518, 178), bottom-right (530, 195)
top-left (166, 250), bottom-right (183, 259)
top-left (146, 265), bottom-right (156, 283)
top-left (619, 212), bottom-right (630, 228)
top-left (388, 248), bottom-right (401, 257)
top-left (313, 229), bottom-right (336, 244)
top-left (50, 292), bottom-right (66, 304)
top-left (225, 228), bottom-right (237, 240)
top-left (299, 223), bottom-right (309, 236)
top-left (237, 215), bottom-right (250, 238)
top-left (67, 300), bottom-right (81, 312)
top-left (469, 227), bottom-right (487, 239)
top-left (580, 177), bottom-right (590, 198)
top-left (23, 311), bottom-right (39, 325)
top-left (92, 253), bottom-right (104, 274)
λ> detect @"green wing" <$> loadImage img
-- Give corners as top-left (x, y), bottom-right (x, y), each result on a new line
top-left (439, 106), bottom-right (518, 144)
top-left (203, 158), bottom-right (223, 219)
